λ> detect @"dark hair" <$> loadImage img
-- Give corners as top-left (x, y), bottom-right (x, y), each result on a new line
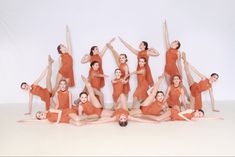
top-left (156, 91), bottom-right (164, 98)
top-left (35, 111), bottom-right (42, 120)
top-left (211, 73), bottom-right (219, 78)
top-left (171, 75), bottom-right (182, 84)
top-left (176, 41), bottom-right (181, 50)
top-left (119, 120), bottom-right (128, 127)
top-left (142, 41), bottom-right (148, 50)
top-left (120, 53), bottom-right (128, 62)
top-left (198, 109), bottom-right (204, 116)
top-left (114, 68), bottom-right (121, 74)
top-left (20, 82), bottom-right (27, 89)
top-left (139, 57), bottom-right (146, 63)
top-left (90, 46), bottom-right (97, 56)
top-left (90, 61), bottom-right (99, 67)
top-left (79, 91), bottom-right (88, 98)
top-left (57, 45), bottom-right (62, 54)
top-left (59, 79), bottom-right (68, 84)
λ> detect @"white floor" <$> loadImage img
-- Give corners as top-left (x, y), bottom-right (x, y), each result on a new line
top-left (1, 101), bottom-right (235, 156)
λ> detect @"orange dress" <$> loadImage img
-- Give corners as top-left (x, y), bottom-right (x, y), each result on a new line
top-left (141, 100), bottom-right (163, 116)
top-left (46, 108), bottom-right (76, 123)
top-left (112, 108), bottom-right (129, 121)
top-left (30, 85), bottom-right (51, 110)
top-left (170, 108), bottom-right (194, 121)
top-left (164, 48), bottom-right (180, 77)
top-left (119, 63), bottom-right (130, 94)
top-left (190, 79), bottom-right (212, 110)
top-left (89, 68), bottom-right (101, 90)
top-left (112, 79), bottom-right (124, 103)
top-left (57, 90), bottom-right (70, 109)
top-left (137, 50), bottom-right (153, 86)
top-left (82, 101), bottom-right (103, 117)
top-left (133, 66), bottom-right (149, 101)
top-left (90, 54), bottom-right (105, 88)
top-left (59, 53), bottom-right (75, 87)
top-left (167, 85), bottom-right (182, 108)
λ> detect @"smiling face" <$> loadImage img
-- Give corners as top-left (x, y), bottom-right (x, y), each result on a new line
top-left (210, 74), bottom-right (219, 83)
top-left (79, 93), bottom-right (88, 104)
top-left (138, 58), bottom-right (146, 67)
top-left (92, 46), bottom-right (99, 55)
top-left (170, 40), bottom-right (180, 49)
top-left (172, 75), bottom-right (181, 87)
top-left (118, 114), bottom-right (128, 127)
top-left (59, 80), bottom-right (68, 91)
top-left (156, 92), bottom-right (164, 102)
top-left (193, 110), bottom-right (204, 118)
top-left (92, 62), bottom-right (100, 71)
top-left (119, 54), bottom-right (127, 63)
top-left (36, 111), bottom-right (47, 120)
top-left (139, 42), bottom-right (146, 51)
top-left (115, 69), bottom-right (122, 79)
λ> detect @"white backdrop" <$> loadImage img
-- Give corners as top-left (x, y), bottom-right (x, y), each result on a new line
top-left (0, 0), bottom-right (235, 105)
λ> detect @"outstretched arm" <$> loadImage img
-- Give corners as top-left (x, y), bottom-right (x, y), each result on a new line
top-left (188, 63), bottom-right (207, 80)
top-left (81, 54), bottom-right (91, 64)
top-left (178, 109), bottom-right (194, 122)
top-left (66, 25), bottom-right (72, 55)
top-left (118, 36), bottom-right (138, 55)
top-left (129, 116), bottom-right (156, 123)
top-left (100, 37), bottom-right (116, 57)
top-left (163, 20), bottom-right (170, 50)
top-left (209, 88), bottom-right (219, 112)
top-left (107, 43), bottom-right (120, 66)
top-left (147, 48), bottom-right (160, 56)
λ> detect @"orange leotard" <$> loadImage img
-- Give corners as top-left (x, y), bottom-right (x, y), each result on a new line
top-left (190, 79), bottom-right (212, 110)
top-left (57, 90), bottom-right (70, 109)
top-left (90, 54), bottom-right (105, 88)
top-left (170, 108), bottom-right (194, 121)
top-left (112, 108), bottom-right (129, 121)
top-left (167, 85), bottom-right (182, 108)
top-left (141, 100), bottom-right (163, 116)
top-left (133, 66), bottom-right (149, 101)
top-left (89, 68), bottom-right (101, 90)
top-left (59, 53), bottom-right (75, 87)
top-left (119, 63), bottom-right (130, 94)
top-left (46, 108), bottom-right (76, 123)
top-left (112, 79), bottom-right (124, 103)
top-left (82, 101), bottom-right (103, 117)
top-left (30, 85), bottom-right (51, 110)
top-left (164, 48), bottom-right (180, 77)
top-left (137, 50), bottom-right (153, 86)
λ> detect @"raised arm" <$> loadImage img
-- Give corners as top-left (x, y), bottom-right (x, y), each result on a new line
top-left (25, 93), bottom-right (33, 115)
top-left (100, 37), bottom-right (116, 57)
top-left (66, 25), bottom-right (72, 55)
top-left (209, 88), bottom-right (219, 112)
top-left (188, 63), bottom-right (207, 80)
top-left (49, 109), bottom-right (62, 124)
top-left (107, 43), bottom-right (120, 66)
top-left (147, 48), bottom-right (160, 56)
top-left (118, 36), bottom-right (138, 55)
top-left (81, 54), bottom-right (91, 64)
top-left (163, 20), bottom-right (170, 50)
top-left (163, 86), bottom-right (171, 103)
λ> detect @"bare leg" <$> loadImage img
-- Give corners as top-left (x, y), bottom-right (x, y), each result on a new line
top-left (182, 84), bottom-right (190, 100)
top-left (46, 55), bottom-right (54, 93)
top-left (182, 53), bottom-right (195, 86)
top-left (117, 94), bottom-right (128, 110)
top-left (93, 88), bottom-right (104, 107)
top-left (101, 109), bottom-right (113, 117)
top-left (132, 96), bottom-right (138, 109)
top-left (129, 109), bottom-right (142, 116)
top-left (81, 75), bottom-right (103, 108)
top-left (164, 72), bottom-right (171, 86)
top-left (53, 73), bottom-right (63, 95)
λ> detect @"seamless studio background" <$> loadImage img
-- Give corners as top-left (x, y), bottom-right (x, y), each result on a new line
top-left (0, 0), bottom-right (235, 106)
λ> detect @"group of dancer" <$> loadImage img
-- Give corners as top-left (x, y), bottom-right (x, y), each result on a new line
top-left (19, 21), bottom-right (222, 127)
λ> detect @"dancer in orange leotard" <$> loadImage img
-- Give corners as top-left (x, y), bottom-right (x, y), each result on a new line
top-left (119, 37), bottom-right (160, 87)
